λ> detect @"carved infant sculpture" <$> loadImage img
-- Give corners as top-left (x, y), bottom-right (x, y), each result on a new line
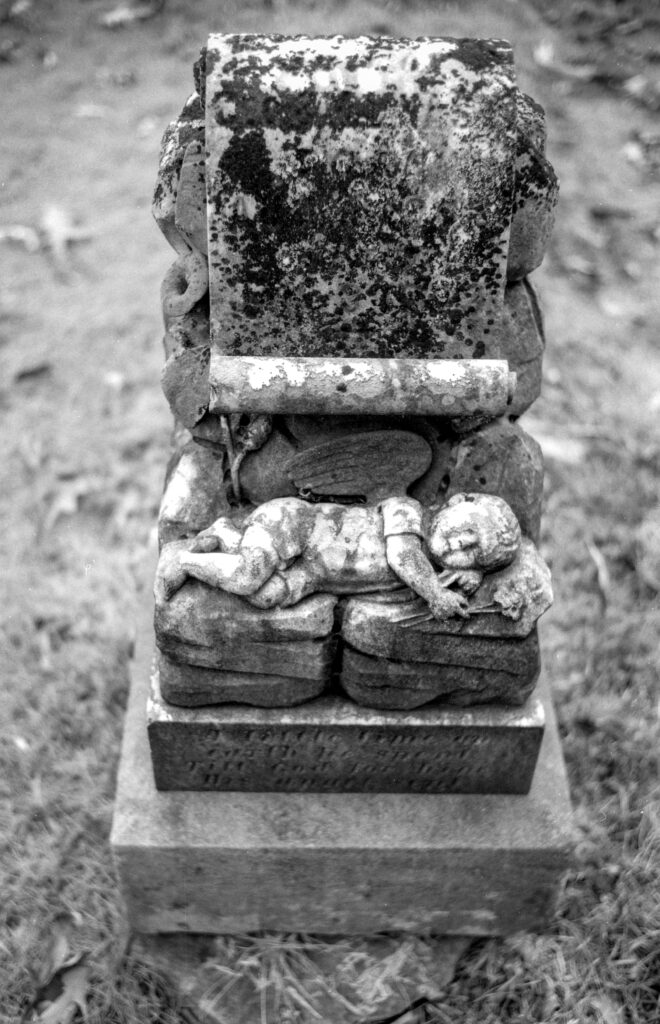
top-left (162, 492), bottom-right (522, 621)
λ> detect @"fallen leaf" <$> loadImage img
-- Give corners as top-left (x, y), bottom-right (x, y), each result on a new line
top-left (39, 206), bottom-right (91, 276)
top-left (635, 508), bottom-right (660, 591)
top-left (74, 103), bottom-right (109, 119)
top-left (533, 39), bottom-right (597, 80)
top-left (14, 361), bottom-right (52, 383)
top-left (623, 74), bottom-right (660, 112)
top-left (589, 204), bottom-right (632, 222)
top-left (33, 961), bottom-right (91, 1024)
top-left (0, 224), bottom-right (41, 251)
top-left (586, 540), bottom-right (610, 608)
top-left (530, 432), bottom-right (588, 465)
top-left (43, 476), bottom-right (103, 531)
top-left (99, 0), bottom-right (164, 28)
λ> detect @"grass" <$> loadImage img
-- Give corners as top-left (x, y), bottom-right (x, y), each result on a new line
top-left (1, 0), bottom-right (660, 1021)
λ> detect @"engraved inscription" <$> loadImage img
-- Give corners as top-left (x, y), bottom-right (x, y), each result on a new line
top-left (167, 722), bottom-right (535, 792)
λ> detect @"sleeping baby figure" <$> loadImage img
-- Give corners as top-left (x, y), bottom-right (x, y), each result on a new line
top-left (161, 492), bottom-right (522, 622)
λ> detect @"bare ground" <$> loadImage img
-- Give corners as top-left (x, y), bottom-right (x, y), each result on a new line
top-left (1, 1), bottom-right (660, 1021)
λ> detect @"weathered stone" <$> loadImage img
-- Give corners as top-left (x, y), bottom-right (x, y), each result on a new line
top-left (446, 420), bottom-right (545, 541)
top-left (159, 652), bottom-right (328, 708)
top-left (342, 538), bottom-right (551, 645)
top-left (507, 92), bottom-right (558, 281)
top-left (152, 92), bottom-right (204, 257)
top-left (174, 140), bottom-right (207, 255)
top-left (498, 279), bottom-right (545, 417)
top-left (149, 659), bottom-right (544, 792)
top-left (204, 34), bottom-right (517, 361)
top-left (158, 445), bottom-right (229, 545)
top-left (150, 34), bottom-right (557, 713)
top-left (155, 545), bottom-right (338, 680)
top-left (635, 508), bottom-right (660, 592)
top-left (285, 429), bottom-right (431, 502)
top-left (161, 306), bottom-right (211, 430)
top-left (158, 632), bottom-right (335, 680)
top-left (208, 355), bottom-right (517, 418)
top-left (340, 641), bottom-right (539, 710)
top-left (111, 600), bottom-right (574, 934)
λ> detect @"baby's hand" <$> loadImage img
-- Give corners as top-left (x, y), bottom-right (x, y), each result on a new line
top-left (159, 549), bottom-right (189, 601)
top-left (190, 527), bottom-right (221, 553)
top-left (452, 569), bottom-right (483, 595)
top-left (429, 587), bottom-right (470, 620)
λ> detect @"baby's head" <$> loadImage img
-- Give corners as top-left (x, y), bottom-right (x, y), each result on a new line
top-left (425, 493), bottom-right (521, 572)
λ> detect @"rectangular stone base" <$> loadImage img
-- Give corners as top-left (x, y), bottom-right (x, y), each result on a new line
top-left (111, 571), bottom-right (573, 935)
top-left (148, 660), bottom-right (545, 794)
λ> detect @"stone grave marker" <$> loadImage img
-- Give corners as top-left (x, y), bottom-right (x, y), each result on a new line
top-left (112, 32), bottom-right (572, 940)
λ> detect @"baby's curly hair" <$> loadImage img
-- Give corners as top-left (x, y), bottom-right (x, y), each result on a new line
top-left (425, 492), bottom-right (522, 571)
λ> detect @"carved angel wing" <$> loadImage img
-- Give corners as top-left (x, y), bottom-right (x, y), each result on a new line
top-left (285, 430), bottom-right (432, 503)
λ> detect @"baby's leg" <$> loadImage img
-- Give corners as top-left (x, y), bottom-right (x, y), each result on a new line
top-left (278, 562), bottom-right (320, 606)
top-left (190, 517), bottom-right (243, 553)
top-left (249, 561), bottom-right (321, 609)
top-left (179, 543), bottom-right (279, 597)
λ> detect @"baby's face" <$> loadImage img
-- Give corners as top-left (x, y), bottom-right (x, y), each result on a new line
top-left (427, 506), bottom-right (484, 569)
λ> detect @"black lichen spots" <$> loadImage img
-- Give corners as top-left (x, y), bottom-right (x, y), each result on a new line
top-left (512, 147), bottom-right (559, 214)
top-left (205, 35), bottom-right (521, 359)
top-left (219, 129), bottom-right (273, 200)
top-left (152, 113), bottom-right (204, 221)
top-left (193, 47), bottom-right (207, 106)
top-left (452, 37), bottom-right (512, 73)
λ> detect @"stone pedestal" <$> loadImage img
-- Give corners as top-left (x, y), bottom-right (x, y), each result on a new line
top-left (148, 661), bottom-right (545, 794)
top-left (111, 574), bottom-right (573, 936)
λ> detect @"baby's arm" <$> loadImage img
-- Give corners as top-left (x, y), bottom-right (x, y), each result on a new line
top-left (382, 498), bottom-right (470, 620)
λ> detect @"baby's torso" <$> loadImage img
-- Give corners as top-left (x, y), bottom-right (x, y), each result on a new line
top-left (303, 503), bottom-right (397, 592)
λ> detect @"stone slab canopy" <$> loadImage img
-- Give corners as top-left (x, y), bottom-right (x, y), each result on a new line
top-left (151, 32), bottom-right (558, 724)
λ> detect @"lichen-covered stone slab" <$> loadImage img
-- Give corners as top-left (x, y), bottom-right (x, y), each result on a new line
top-left (148, 659), bottom-right (544, 793)
top-left (340, 637), bottom-right (540, 710)
top-left (204, 34), bottom-right (518, 361)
